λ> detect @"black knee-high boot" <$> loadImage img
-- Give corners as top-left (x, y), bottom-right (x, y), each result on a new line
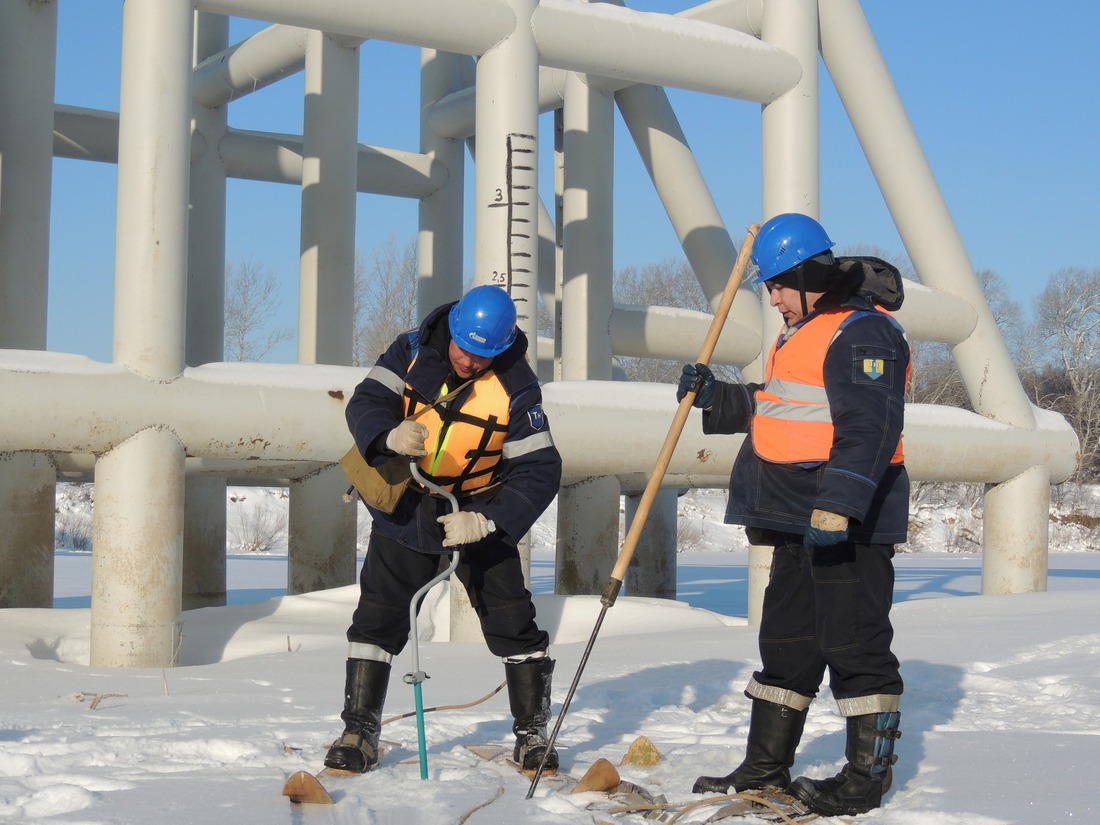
top-left (324, 659), bottom-right (390, 773)
top-left (505, 657), bottom-right (558, 772)
top-left (789, 711), bottom-right (901, 815)
top-left (694, 699), bottom-right (808, 793)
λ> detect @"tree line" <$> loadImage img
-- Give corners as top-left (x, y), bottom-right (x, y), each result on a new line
top-left (223, 239), bottom-right (1100, 482)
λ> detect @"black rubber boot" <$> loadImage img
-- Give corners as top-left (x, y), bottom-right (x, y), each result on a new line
top-left (789, 711), bottom-right (901, 816)
top-left (505, 657), bottom-right (558, 772)
top-left (693, 699), bottom-right (808, 793)
top-left (324, 659), bottom-right (390, 773)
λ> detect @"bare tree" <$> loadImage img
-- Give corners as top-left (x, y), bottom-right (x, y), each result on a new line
top-left (223, 258), bottom-right (293, 361)
top-left (353, 235), bottom-right (418, 368)
top-left (1031, 266), bottom-right (1100, 480)
top-left (613, 257), bottom-right (720, 384)
top-left (978, 268), bottom-right (1026, 364)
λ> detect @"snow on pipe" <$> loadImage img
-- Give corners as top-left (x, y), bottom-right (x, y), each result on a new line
top-left (0, 357), bottom-right (1079, 486)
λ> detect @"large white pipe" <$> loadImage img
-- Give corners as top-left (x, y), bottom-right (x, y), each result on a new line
top-left (893, 282), bottom-right (977, 346)
top-left (560, 72), bottom-right (614, 380)
top-left (113, 0), bottom-right (194, 380)
top-left (90, 427), bottom-right (185, 667)
top-left (53, 105), bottom-right (121, 163)
top-left (192, 24), bottom-right (310, 108)
top-left (298, 31), bottom-right (359, 366)
top-left (0, 0), bottom-right (55, 349)
top-left (417, 50), bottom-right (469, 316)
top-left (609, 304), bottom-right (760, 365)
top-left (760, 0), bottom-right (820, 220)
top-left (425, 66), bottom-right (565, 142)
top-left (196, 0), bottom-right (515, 56)
top-left (211, 129), bottom-right (451, 199)
top-left (532, 0), bottom-right (799, 102)
top-left (0, 356), bottom-right (1078, 486)
top-left (198, 0), bottom-right (799, 104)
top-left (55, 109), bottom-right (449, 198)
top-left (473, 0), bottom-right (541, 344)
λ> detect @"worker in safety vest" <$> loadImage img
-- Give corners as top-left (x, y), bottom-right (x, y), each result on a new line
top-left (327, 284), bottom-right (563, 776)
top-left (679, 213), bottom-right (910, 817)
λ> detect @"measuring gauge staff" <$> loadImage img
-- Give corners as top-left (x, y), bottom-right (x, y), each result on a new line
top-left (485, 132), bottom-right (537, 326)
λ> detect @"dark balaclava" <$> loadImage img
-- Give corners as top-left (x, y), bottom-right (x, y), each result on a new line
top-left (771, 251), bottom-right (838, 318)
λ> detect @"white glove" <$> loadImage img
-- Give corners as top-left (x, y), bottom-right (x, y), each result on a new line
top-left (437, 511), bottom-right (491, 547)
top-left (385, 420), bottom-right (429, 457)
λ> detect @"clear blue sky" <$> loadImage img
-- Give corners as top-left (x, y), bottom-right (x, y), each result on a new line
top-left (45, 1), bottom-right (1100, 362)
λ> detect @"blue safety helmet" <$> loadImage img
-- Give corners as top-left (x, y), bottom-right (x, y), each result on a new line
top-left (750, 213), bottom-right (836, 284)
top-left (448, 285), bottom-right (518, 357)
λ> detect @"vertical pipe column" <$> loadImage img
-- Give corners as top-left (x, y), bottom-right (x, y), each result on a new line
top-left (559, 71), bottom-right (613, 378)
top-left (750, 0), bottom-right (818, 383)
top-left (981, 465), bottom-right (1050, 595)
top-left (418, 50), bottom-right (481, 641)
top-left (292, 31), bottom-right (360, 593)
top-left (0, 454), bottom-right (56, 608)
top-left (418, 49), bottom-right (469, 317)
top-left (537, 194), bottom-right (558, 383)
top-left (550, 108), bottom-right (565, 384)
top-left (0, 0), bottom-right (57, 608)
top-left (113, 0), bottom-right (193, 379)
top-left (92, 431), bottom-right (186, 667)
top-left (183, 12), bottom-right (230, 610)
top-left (555, 475), bottom-right (622, 596)
top-left (624, 488), bottom-right (677, 599)
top-left (461, 0), bottom-right (541, 630)
top-left (472, 0), bottom-right (540, 348)
top-left (288, 466), bottom-right (356, 594)
top-left (298, 30), bottom-right (359, 367)
top-left (91, 0), bottom-right (193, 667)
top-left (0, 0), bottom-right (54, 348)
top-left (759, 0), bottom-right (820, 221)
top-left (749, 0), bottom-right (821, 623)
top-left (555, 71), bottom-right (623, 595)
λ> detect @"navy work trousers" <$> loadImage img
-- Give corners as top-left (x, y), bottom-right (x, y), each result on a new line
top-left (348, 529), bottom-right (548, 659)
top-left (754, 536), bottom-right (903, 702)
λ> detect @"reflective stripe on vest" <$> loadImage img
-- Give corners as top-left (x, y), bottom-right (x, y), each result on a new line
top-left (752, 309), bottom-right (906, 464)
top-left (405, 370), bottom-right (511, 494)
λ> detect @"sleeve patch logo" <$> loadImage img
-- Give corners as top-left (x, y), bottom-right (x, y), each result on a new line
top-left (528, 405), bottom-right (546, 430)
top-left (862, 358), bottom-right (885, 380)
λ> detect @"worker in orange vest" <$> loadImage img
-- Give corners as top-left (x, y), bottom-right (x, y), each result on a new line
top-left (681, 213), bottom-right (910, 816)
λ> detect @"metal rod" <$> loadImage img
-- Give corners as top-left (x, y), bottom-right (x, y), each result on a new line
top-left (404, 461), bottom-right (461, 780)
top-left (526, 224), bottom-right (759, 798)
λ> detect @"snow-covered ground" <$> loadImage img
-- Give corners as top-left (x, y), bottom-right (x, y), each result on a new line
top-left (3, 485), bottom-right (1099, 823)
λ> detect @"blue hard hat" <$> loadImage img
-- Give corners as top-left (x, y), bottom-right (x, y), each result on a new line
top-left (448, 285), bottom-right (518, 357)
top-left (750, 213), bottom-right (835, 284)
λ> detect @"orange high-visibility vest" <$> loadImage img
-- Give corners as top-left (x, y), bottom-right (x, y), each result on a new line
top-left (405, 370), bottom-right (510, 494)
top-left (752, 309), bottom-right (907, 464)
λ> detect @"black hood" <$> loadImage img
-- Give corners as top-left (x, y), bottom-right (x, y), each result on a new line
top-left (814, 255), bottom-right (905, 313)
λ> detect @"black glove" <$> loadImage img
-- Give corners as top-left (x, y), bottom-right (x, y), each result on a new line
top-left (676, 363), bottom-right (715, 409)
